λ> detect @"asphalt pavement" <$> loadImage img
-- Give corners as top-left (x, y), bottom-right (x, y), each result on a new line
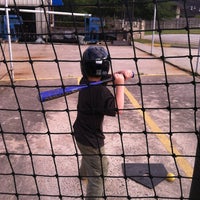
top-left (0, 41), bottom-right (199, 200)
top-left (139, 34), bottom-right (200, 75)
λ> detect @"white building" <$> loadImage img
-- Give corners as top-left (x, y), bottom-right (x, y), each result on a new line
top-left (0, 0), bottom-right (64, 40)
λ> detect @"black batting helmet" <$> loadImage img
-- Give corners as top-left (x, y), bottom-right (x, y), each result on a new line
top-left (81, 46), bottom-right (110, 77)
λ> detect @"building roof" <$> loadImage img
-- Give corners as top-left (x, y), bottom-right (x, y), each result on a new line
top-left (0, 0), bottom-right (63, 6)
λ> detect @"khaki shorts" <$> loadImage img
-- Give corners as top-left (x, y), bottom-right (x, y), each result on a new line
top-left (77, 142), bottom-right (109, 200)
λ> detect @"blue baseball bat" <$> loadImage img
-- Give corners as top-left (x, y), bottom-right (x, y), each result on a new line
top-left (39, 77), bottom-right (113, 102)
top-left (39, 71), bottom-right (134, 102)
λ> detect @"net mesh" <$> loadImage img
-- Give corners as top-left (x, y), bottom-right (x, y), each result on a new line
top-left (0, 0), bottom-right (200, 199)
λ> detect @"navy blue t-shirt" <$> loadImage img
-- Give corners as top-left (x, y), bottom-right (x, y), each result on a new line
top-left (73, 78), bottom-right (116, 148)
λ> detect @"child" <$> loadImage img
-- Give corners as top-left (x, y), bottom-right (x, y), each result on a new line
top-left (73, 46), bottom-right (133, 200)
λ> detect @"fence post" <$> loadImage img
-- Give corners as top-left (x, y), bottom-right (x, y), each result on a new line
top-left (5, 0), bottom-right (15, 81)
top-left (151, 3), bottom-right (156, 54)
top-left (189, 127), bottom-right (200, 199)
top-left (195, 38), bottom-right (200, 74)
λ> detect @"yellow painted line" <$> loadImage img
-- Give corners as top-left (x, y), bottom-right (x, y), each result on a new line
top-left (138, 73), bottom-right (188, 77)
top-left (124, 87), bottom-right (193, 177)
top-left (0, 76), bottom-right (79, 82)
top-left (1, 74), bottom-right (187, 82)
top-left (77, 77), bottom-right (81, 84)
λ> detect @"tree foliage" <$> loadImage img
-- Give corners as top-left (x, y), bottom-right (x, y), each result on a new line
top-left (129, 0), bottom-right (177, 20)
top-left (59, 0), bottom-right (123, 17)
top-left (59, 0), bottom-right (177, 20)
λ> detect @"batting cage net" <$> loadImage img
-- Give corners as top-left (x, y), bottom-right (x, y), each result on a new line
top-left (0, 0), bottom-right (200, 199)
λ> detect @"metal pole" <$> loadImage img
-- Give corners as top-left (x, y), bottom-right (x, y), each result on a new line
top-left (151, 4), bottom-right (156, 54)
top-left (195, 38), bottom-right (200, 74)
top-left (0, 8), bottom-right (92, 17)
top-left (5, 0), bottom-right (14, 81)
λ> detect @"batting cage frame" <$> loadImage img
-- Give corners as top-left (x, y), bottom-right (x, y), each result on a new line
top-left (0, 0), bottom-right (200, 199)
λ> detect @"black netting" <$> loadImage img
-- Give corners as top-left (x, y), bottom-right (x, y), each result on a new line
top-left (0, 0), bottom-right (200, 199)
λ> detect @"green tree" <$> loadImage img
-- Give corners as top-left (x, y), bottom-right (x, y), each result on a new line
top-left (60, 0), bottom-right (124, 17)
top-left (134, 0), bottom-right (177, 20)
top-left (58, 0), bottom-right (177, 20)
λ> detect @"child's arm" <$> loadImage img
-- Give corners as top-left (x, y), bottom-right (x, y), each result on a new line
top-left (113, 70), bottom-right (133, 114)
top-left (113, 73), bottom-right (125, 114)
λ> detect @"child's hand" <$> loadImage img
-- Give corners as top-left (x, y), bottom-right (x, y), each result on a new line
top-left (116, 70), bottom-right (134, 80)
top-left (113, 73), bottom-right (125, 85)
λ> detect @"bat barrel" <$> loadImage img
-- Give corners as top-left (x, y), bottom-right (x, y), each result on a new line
top-left (39, 88), bottom-right (64, 102)
top-left (39, 73), bottom-right (133, 102)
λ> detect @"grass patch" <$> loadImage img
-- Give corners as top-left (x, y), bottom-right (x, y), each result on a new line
top-left (134, 38), bottom-right (152, 43)
top-left (145, 29), bottom-right (200, 35)
top-left (134, 38), bottom-right (171, 47)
